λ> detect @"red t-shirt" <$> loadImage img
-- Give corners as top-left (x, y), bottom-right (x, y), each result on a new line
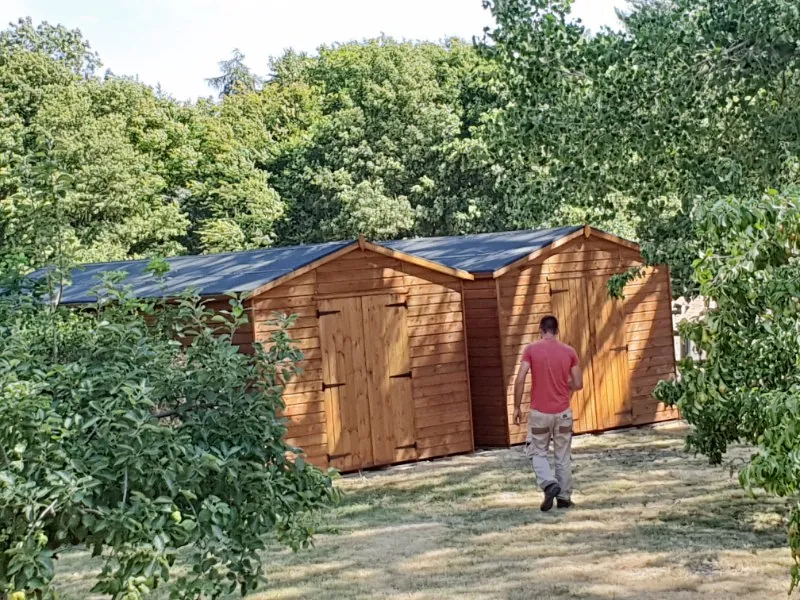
top-left (521, 339), bottom-right (579, 414)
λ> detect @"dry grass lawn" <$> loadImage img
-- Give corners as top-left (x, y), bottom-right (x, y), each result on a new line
top-left (54, 423), bottom-right (793, 599)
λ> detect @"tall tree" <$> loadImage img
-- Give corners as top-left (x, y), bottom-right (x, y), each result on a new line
top-left (482, 0), bottom-right (800, 296)
top-left (265, 38), bottom-right (509, 243)
top-left (0, 25), bottom-right (286, 267)
top-left (206, 49), bottom-right (261, 98)
top-left (654, 188), bottom-right (800, 590)
top-left (0, 17), bottom-right (99, 77)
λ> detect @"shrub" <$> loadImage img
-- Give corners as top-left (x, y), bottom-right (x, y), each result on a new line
top-left (0, 280), bottom-right (338, 599)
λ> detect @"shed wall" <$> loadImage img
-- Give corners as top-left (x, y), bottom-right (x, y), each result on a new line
top-left (483, 235), bottom-right (677, 445)
top-left (623, 266), bottom-right (680, 426)
top-left (463, 278), bottom-right (508, 447)
top-left (250, 249), bottom-right (473, 470)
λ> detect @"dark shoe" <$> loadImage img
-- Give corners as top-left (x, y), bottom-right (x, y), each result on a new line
top-left (557, 498), bottom-right (574, 509)
top-left (540, 483), bottom-right (561, 512)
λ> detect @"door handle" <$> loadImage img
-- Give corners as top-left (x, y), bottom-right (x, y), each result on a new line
top-left (321, 382), bottom-right (345, 391)
top-left (390, 371), bottom-right (412, 379)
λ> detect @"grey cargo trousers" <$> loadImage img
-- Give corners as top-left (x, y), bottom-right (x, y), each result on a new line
top-left (524, 408), bottom-right (573, 501)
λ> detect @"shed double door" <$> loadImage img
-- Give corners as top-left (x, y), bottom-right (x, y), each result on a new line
top-left (549, 276), bottom-right (632, 432)
top-left (317, 294), bottom-right (417, 470)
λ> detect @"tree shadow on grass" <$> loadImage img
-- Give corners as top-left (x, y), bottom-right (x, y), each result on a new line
top-left (53, 425), bottom-right (790, 600)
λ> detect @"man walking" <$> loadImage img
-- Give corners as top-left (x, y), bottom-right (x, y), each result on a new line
top-left (513, 315), bottom-right (582, 511)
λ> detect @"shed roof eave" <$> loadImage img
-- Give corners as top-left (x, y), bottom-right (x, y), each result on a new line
top-left (361, 239), bottom-right (475, 281)
top-left (246, 241), bottom-right (362, 298)
top-left (491, 226), bottom-right (641, 278)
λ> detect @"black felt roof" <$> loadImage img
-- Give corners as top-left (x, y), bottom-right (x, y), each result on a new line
top-left (38, 240), bottom-right (355, 305)
top-left (31, 225), bottom-right (594, 305)
top-left (381, 225), bottom-right (583, 273)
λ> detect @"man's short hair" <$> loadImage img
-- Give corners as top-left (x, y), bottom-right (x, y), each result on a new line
top-left (540, 315), bottom-right (559, 335)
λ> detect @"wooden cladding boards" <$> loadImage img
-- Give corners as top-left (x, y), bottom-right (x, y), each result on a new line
top-left (623, 266), bottom-right (679, 423)
top-left (493, 236), bottom-right (677, 445)
top-left (548, 277), bottom-right (599, 434)
top-left (463, 278), bottom-right (507, 446)
top-left (254, 248), bottom-right (472, 470)
top-left (394, 257), bottom-right (472, 460)
top-left (205, 232), bottom-right (675, 461)
top-left (529, 237), bottom-right (642, 268)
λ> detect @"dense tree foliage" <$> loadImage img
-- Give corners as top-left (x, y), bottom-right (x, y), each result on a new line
top-left (0, 19), bottom-right (286, 266)
top-left (653, 188), bottom-right (800, 588)
top-left (4, 4), bottom-right (800, 280)
top-left (0, 275), bottom-right (337, 599)
top-left (483, 0), bottom-right (800, 296)
top-left (1, 22), bottom-right (515, 268)
top-left (266, 38), bottom-right (512, 242)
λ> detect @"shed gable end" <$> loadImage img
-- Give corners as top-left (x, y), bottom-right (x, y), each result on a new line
top-left (251, 248), bottom-right (473, 471)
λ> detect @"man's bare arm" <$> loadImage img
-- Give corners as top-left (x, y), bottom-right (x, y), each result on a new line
top-left (513, 360), bottom-right (531, 424)
top-left (569, 364), bottom-right (583, 391)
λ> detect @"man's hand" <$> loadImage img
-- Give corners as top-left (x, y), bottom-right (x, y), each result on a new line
top-left (513, 405), bottom-right (522, 425)
top-left (569, 363), bottom-right (583, 392)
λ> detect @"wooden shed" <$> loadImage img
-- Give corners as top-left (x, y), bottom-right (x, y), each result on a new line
top-left (54, 238), bottom-right (476, 472)
top-left (384, 225), bottom-right (678, 447)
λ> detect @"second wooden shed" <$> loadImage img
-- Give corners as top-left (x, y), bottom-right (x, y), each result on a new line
top-left (385, 226), bottom-right (678, 447)
top-left (53, 238), bottom-right (476, 472)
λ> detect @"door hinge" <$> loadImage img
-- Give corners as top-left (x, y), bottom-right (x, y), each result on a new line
top-left (321, 381), bottom-right (346, 391)
top-left (327, 452), bottom-right (351, 461)
top-left (395, 442), bottom-right (417, 450)
top-left (390, 371), bottom-right (412, 379)
top-left (316, 309), bottom-right (341, 318)
top-left (386, 301), bottom-right (408, 308)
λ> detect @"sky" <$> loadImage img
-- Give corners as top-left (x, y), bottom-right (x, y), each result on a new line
top-left (0, 0), bottom-right (628, 102)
